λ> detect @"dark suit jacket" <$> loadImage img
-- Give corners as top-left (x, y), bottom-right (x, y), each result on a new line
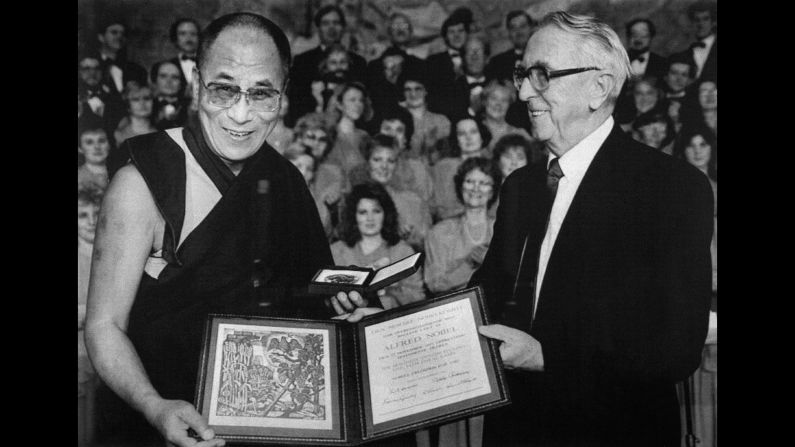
top-left (687, 36), bottom-right (717, 83)
top-left (287, 45), bottom-right (367, 125)
top-left (469, 124), bottom-right (713, 446)
top-left (642, 51), bottom-right (668, 81)
top-left (425, 50), bottom-right (460, 117)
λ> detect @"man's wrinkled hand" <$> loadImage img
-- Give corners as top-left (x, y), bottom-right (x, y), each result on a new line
top-left (145, 399), bottom-right (225, 447)
top-left (478, 324), bottom-right (544, 372)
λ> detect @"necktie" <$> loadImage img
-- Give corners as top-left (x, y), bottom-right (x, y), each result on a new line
top-left (545, 157), bottom-right (564, 205)
top-left (529, 158), bottom-right (564, 327)
top-left (691, 41), bottom-right (707, 49)
top-left (181, 54), bottom-right (196, 61)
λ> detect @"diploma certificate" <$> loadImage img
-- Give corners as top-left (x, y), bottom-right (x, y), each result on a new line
top-left (195, 287), bottom-right (509, 445)
top-left (364, 299), bottom-right (491, 424)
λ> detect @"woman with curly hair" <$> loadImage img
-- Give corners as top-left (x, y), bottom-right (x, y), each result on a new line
top-left (331, 182), bottom-right (425, 309)
top-left (424, 157), bottom-right (501, 294)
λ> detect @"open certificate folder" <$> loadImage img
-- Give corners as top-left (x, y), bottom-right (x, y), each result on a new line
top-left (194, 286), bottom-right (510, 445)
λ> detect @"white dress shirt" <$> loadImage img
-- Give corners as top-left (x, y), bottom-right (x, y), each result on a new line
top-left (102, 54), bottom-right (124, 92)
top-left (630, 50), bottom-right (650, 77)
top-left (533, 116), bottom-right (615, 314)
top-left (693, 34), bottom-right (715, 79)
top-left (178, 53), bottom-right (196, 85)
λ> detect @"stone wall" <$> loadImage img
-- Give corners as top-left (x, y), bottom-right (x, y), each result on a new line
top-left (78, 0), bottom-right (715, 72)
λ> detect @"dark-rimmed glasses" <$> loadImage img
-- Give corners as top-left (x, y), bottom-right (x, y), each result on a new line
top-left (196, 72), bottom-right (282, 112)
top-left (513, 65), bottom-right (601, 91)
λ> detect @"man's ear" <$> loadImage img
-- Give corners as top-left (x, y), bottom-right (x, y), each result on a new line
top-left (589, 72), bottom-right (615, 111)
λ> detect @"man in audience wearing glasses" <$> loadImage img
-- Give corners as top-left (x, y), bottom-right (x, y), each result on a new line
top-left (469, 11), bottom-right (714, 446)
top-left (85, 13), bottom-right (332, 446)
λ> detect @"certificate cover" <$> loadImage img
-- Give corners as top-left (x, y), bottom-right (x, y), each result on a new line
top-left (307, 252), bottom-right (424, 296)
top-left (194, 286), bottom-right (510, 445)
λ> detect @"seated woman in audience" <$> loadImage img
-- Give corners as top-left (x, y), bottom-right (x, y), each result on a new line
top-left (77, 120), bottom-right (111, 189)
top-left (424, 157), bottom-right (501, 294)
top-left (78, 183), bottom-right (103, 446)
top-left (367, 107), bottom-right (434, 203)
top-left (479, 79), bottom-right (533, 157)
top-left (632, 109), bottom-right (676, 155)
top-left (492, 133), bottom-right (535, 181)
top-left (673, 124), bottom-right (717, 447)
top-left (617, 76), bottom-right (665, 133)
top-left (400, 69), bottom-right (450, 165)
top-left (285, 148), bottom-right (333, 238)
top-left (291, 112), bottom-right (346, 228)
top-left (150, 60), bottom-right (190, 130)
top-left (431, 117), bottom-right (492, 221)
top-left (357, 133), bottom-right (432, 251)
top-left (324, 82), bottom-right (373, 177)
top-left (331, 182), bottom-right (425, 308)
top-left (266, 94), bottom-right (294, 155)
top-left (113, 81), bottom-right (157, 146)
top-left (691, 79), bottom-right (717, 137)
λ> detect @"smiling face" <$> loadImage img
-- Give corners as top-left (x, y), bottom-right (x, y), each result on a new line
top-left (78, 201), bottom-right (100, 244)
top-left (176, 21), bottom-right (200, 54)
top-left (461, 168), bottom-right (494, 208)
top-left (518, 26), bottom-right (596, 155)
top-left (485, 87), bottom-right (511, 120)
top-left (79, 129), bottom-right (110, 165)
top-left (456, 119), bottom-right (483, 154)
top-left (156, 62), bottom-right (183, 97)
top-left (684, 134), bottom-right (712, 170)
top-left (339, 87), bottom-right (365, 121)
top-left (193, 26), bottom-right (285, 170)
top-left (355, 198), bottom-right (385, 238)
top-left (368, 146), bottom-right (398, 184)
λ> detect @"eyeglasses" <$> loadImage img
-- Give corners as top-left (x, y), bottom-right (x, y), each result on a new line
top-left (513, 65), bottom-right (601, 91)
top-left (196, 72), bottom-right (282, 112)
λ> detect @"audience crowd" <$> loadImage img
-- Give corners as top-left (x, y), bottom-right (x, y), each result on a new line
top-left (78, 2), bottom-right (717, 446)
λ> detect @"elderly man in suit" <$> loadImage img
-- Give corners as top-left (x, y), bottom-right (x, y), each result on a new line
top-left (470, 11), bottom-right (714, 446)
